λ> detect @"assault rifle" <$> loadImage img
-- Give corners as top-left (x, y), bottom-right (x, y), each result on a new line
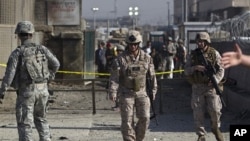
top-left (146, 72), bottom-right (158, 125)
top-left (196, 48), bottom-right (226, 107)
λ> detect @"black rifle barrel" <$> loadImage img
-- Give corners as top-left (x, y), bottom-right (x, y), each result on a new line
top-left (146, 72), bottom-right (158, 125)
top-left (197, 49), bottom-right (226, 107)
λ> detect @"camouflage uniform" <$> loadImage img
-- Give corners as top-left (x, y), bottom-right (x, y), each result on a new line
top-left (109, 30), bottom-right (157, 141)
top-left (161, 37), bottom-right (176, 79)
top-left (0, 21), bottom-right (60, 141)
top-left (175, 39), bottom-right (186, 78)
top-left (184, 32), bottom-right (224, 141)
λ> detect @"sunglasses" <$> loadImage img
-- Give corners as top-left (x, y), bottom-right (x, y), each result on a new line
top-left (196, 40), bottom-right (204, 43)
top-left (129, 43), bottom-right (139, 46)
top-left (19, 33), bottom-right (30, 37)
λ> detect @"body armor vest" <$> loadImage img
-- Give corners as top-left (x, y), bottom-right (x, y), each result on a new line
top-left (120, 51), bottom-right (149, 91)
top-left (19, 44), bottom-right (50, 83)
top-left (187, 46), bottom-right (217, 84)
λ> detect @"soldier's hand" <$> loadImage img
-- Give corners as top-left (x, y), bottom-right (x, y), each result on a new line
top-left (193, 65), bottom-right (206, 72)
top-left (109, 95), bottom-right (116, 102)
top-left (152, 94), bottom-right (156, 101)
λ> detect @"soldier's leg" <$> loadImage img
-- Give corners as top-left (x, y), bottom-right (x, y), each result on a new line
top-left (120, 96), bottom-right (136, 141)
top-left (206, 94), bottom-right (223, 141)
top-left (16, 94), bottom-right (35, 141)
top-left (135, 96), bottom-right (150, 141)
top-left (191, 89), bottom-right (207, 138)
top-left (33, 87), bottom-right (51, 141)
top-left (166, 58), bottom-right (172, 79)
top-left (160, 58), bottom-right (167, 79)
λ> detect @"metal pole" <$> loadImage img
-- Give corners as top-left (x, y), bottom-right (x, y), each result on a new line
top-left (167, 1), bottom-right (170, 25)
top-left (185, 0), bottom-right (188, 22)
top-left (93, 12), bottom-right (96, 30)
top-left (133, 18), bottom-right (135, 30)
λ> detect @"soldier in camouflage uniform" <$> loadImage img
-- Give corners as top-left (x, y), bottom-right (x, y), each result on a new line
top-left (111, 44), bottom-right (125, 111)
top-left (161, 37), bottom-right (176, 79)
top-left (184, 32), bottom-right (224, 141)
top-left (0, 21), bottom-right (60, 141)
top-left (109, 30), bottom-right (157, 141)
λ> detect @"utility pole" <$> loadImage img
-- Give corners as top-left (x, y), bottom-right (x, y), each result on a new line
top-left (185, 0), bottom-right (188, 22)
top-left (114, 0), bottom-right (117, 25)
top-left (167, 1), bottom-right (170, 26)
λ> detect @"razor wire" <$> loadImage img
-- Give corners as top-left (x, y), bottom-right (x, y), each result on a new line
top-left (217, 11), bottom-right (250, 48)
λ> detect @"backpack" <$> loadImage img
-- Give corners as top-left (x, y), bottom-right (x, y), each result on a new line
top-left (19, 44), bottom-right (50, 83)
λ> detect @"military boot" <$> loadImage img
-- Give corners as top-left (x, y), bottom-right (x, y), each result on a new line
top-left (197, 135), bottom-right (205, 141)
top-left (212, 128), bottom-right (224, 141)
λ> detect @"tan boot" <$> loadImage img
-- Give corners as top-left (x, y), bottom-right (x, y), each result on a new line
top-left (212, 128), bottom-right (224, 141)
top-left (197, 135), bottom-right (205, 141)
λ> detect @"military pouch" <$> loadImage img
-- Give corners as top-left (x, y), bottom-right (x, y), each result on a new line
top-left (133, 78), bottom-right (141, 92)
top-left (218, 78), bottom-right (226, 92)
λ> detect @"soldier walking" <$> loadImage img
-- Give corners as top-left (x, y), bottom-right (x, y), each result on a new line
top-left (184, 32), bottom-right (224, 141)
top-left (109, 30), bottom-right (157, 141)
top-left (0, 21), bottom-right (60, 141)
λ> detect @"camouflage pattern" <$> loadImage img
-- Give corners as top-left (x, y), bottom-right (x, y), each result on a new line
top-left (175, 40), bottom-right (186, 78)
top-left (161, 41), bottom-right (176, 79)
top-left (184, 46), bottom-right (224, 138)
top-left (126, 30), bottom-right (142, 44)
top-left (196, 32), bottom-right (211, 43)
top-left (109, 49), bottom-right (157, 141)
top-left (15, 21), bottom-right (35, 34)
top-left (0, 38), bottom-right (60, 141)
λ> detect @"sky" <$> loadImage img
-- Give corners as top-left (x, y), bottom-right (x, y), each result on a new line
top-left (82, 0), bottom-right (174, 25)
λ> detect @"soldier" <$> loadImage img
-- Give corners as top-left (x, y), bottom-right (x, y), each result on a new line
top-left (184, 32), bottom-right (224, 141)
top-left (111, 44), bottom-right (125, 111)
top-left (0, 21), bottom-right (60, 141)
top-left (109, 30), bottom-right (157, 141)
top-left (161, 37), bottom-right (176, 79)
top-left (175, 39), bottom-right (187, 78)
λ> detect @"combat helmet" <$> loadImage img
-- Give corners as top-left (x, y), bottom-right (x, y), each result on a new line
top-left (167, 37), bottom-right (173, 41)
top-left (116, 44), bottom-right (125, 51)
top-left (15, 21), bottom-right (35, 34)
top-left (126, 30), bottom-right (142, 44)
top-left (195, 32), bottom-right (211, 43)
top-left (178, 39), bottom-right (184, 43)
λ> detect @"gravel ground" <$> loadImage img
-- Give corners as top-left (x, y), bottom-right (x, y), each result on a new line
top-left (0, 79), bottom-right (249, 141)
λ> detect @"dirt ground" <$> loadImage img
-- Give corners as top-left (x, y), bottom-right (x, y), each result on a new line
top-left (0, 79), bottom-right (249, 141)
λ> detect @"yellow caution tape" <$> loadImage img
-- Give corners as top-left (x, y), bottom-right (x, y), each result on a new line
top-left (1, 63), bottom-right (184, 76)
top-left (0, 64), bottom-right (6, 67)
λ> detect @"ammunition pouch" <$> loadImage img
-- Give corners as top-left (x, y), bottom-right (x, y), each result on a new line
top-left (121, 76), bottom-right (142, 92)
top-left (133, 77), bottom-right (141, 91)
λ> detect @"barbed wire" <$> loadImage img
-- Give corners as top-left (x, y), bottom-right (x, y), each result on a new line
top-left (213, 11), bottom-right (250, 48)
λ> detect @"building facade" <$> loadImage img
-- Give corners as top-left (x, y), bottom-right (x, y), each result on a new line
top-left (174, 0), bottom-right (250, 24)
top-left (0, 0), bottom-right (91, 80)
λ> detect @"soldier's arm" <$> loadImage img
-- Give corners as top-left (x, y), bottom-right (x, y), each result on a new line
top-left (0, 49), bottom-right (19, 92)
top-left (42, 46), bottom-right (60, 78)
top-left (148, 57), bottom-right (157, 99)
top-left (214, 51), bottom-right (225, 83)
top-left (109, 57), bottom-right (121, 100)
